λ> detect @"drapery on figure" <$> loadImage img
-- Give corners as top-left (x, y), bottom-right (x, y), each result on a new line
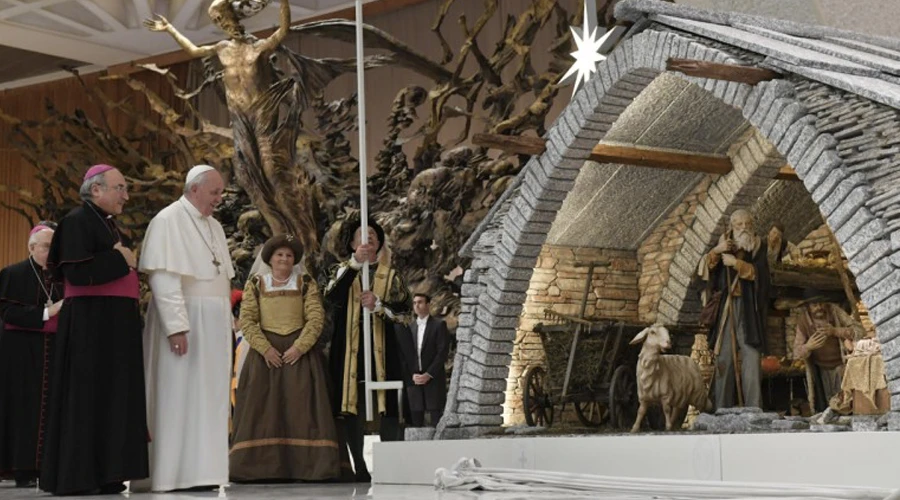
top-left (144, 0), bottom-right (320, 258)
top-left (793, 288), bottom-right (864, 414)
top-left (698, 209), bottom-right (771, 410)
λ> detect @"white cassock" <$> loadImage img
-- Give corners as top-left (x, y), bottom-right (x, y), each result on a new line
top-left (137, 196), bottom-right (235, 492)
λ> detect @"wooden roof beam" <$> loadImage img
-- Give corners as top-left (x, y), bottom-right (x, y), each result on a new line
top-left (472, 133), bottom-right (802, 181)
top-left (665, 57), bottom-right (780, 85)
top-left (472, 133), bottom-right (731, 175)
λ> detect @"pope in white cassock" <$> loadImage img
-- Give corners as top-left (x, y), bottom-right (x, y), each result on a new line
top-left (137, 165), bottom-right (234, 492)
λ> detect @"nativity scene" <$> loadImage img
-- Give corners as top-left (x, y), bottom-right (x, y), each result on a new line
top-left (0, 0), bottom-right (898, 497)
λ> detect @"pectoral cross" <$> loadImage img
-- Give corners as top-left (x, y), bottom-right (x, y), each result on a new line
top-left (213, 257), bottom-right (222, 275)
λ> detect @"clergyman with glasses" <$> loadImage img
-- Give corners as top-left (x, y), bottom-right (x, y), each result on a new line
top-left (40, 164), bottom-right (148, 495)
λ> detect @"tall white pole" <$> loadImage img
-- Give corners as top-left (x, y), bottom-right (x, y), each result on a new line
top-left (355, 0), bottom-right (374, 422)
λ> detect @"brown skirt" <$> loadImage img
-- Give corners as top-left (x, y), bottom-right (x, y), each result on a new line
top-left (230, 330), bottom-right (340, 481)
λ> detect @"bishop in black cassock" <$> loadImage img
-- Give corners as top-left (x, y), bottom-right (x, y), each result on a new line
top-left (0, 223), bottom-right (63, 488)
top-left (39, 165), bottom-right (148, 496)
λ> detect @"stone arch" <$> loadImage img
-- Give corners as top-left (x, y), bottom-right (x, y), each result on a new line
top-left (435, 27), bottom-right (900, 439)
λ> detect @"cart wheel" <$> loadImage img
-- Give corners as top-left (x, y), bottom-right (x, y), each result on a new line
top-left (574, 400), bottom-right (608, 427)
top-left (523, 366), bottom-right (554, 428)
top-left (609, 365), bottom-right (638, 430)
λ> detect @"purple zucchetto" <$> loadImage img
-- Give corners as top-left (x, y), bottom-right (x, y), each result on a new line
top-left (29, 224), bottom-right (52, 236)
top-left (84, 164), bottom-right (116, 181)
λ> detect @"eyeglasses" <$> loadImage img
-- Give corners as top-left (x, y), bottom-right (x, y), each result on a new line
top-left (103, 184), bottom-right (129, 194)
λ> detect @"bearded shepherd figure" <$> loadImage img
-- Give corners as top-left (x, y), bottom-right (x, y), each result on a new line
top-left (698, 209), bottom-right (771, 410)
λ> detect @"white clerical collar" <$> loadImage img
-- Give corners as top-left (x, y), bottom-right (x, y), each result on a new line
top-left (416, 316), bottom-right (429, 326)
top-left (179, 196), bottom-right (205, 219)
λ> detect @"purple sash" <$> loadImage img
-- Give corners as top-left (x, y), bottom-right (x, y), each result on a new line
top-left (4, 314), bottom-right (59, 334)
top-left (65, 269), bottom-right (140, 300)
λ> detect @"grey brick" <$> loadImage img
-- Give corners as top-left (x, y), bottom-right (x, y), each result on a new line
top-left (471, 334), bottom-right (515, 355)
top-left (457, 387), bottom-right (504, 405)
top-left (870, 294), bottom-right (900, 325)
top-left (758, 97), bottom-right (791, 138)
top-left (732, 83), bottom-right (752, 109)
top-left (824, 186), bottom-right (869, 234)
top-left (847, 240), bottom-right (892, 276)
top-left (768, 101), bottom-right (807, 145)
top-left (456, 402), bottom-right (504, 415)
top-left (861, 269), bottom-right (900, 310)
top-left (740, 86), bottom-right (765, 123)
top-left (842, 217), bottom-right (887, 260)
top-left (794, 135), bottom-right (839, 178)
top-left (812, 170), bottom-right (864, 205)
top-left (800, 149), bottom-right (842, 193)
top-left (474, 319), bottom-right (515, 341)
top-left (834, 209), bottom-right (874, 249)
top-left (458, 414), bottom-right (503, 427)
top-left (455, 325), bottom-right (473, 342)
top-left (470, 346), bottom-right (512, 368)
top-left (461, 368), bottom-right (508, 387)
top-left (881, 333), bottom-right (900, 361)
top-left (777, 116), bottom-right (815, 154)
top-left (786, 125), bottom-right (821, 168)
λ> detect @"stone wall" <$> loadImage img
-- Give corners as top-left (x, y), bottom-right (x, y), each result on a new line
top-left (503, 245), bottom-right (640, 425)
top-left (637, 177), bottom-right (714, 324)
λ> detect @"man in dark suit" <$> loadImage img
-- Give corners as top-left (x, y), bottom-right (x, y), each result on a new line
top-left (397, 293), bottom-right (449, 427)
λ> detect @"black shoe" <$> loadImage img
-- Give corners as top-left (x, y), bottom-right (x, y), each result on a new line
top-left (354, 471), bottom-right (371, 483)
top-left (13, 472), bottom-right (37, 488)
top-left (173, 485), bottom-right (219, 492)
top-left (14, 478), bottom-right (37, 488)
top-left (98, 482), bottom-right (127, 494)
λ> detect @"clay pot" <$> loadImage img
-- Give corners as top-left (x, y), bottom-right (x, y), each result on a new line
top-left (761, 356), bottom-right (781, 374)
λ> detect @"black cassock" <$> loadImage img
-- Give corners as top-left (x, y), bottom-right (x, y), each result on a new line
top-left (39, 202), bottom-right (149, 495)
top-left (0, 257), bottom-right (63, 481)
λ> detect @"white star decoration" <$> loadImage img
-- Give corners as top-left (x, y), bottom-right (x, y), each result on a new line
top-left (559, 3), bottom-right (615, 97)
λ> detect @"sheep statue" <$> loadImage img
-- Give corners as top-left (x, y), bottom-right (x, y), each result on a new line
top-left (628, 324), bottom-right (710, 432)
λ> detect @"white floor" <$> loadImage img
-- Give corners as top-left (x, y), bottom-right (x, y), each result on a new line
top-left (0, 483), bottom-right (471, 499)
top-left (6, 433), bottom-right (897, 498)
top-left (375, 431), bottom-right (900, 490)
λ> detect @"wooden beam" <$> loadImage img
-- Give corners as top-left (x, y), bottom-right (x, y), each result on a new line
top-left (471, 133), bottom-right (546, 156)
top-left (472, 133), bottom-right (732, 175)
top-left (775, 164), bottom-right (799, 181)
top-left (666, 58), bottom-right (780, 85)
top-left (473, 133), bottom-right (807, 182)
top-left (590, 143), bottom-right (732, 175)
top-left (107, 0), bottom-right (430, 76)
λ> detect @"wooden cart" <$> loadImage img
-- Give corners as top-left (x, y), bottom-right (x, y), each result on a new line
top-left (523, 311), bottom-right (647, 429)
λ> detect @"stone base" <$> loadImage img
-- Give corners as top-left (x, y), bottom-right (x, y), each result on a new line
top-left (404, 427), bottom-right (436, 441)
top-left (691, 407), bottom-right (894, 433)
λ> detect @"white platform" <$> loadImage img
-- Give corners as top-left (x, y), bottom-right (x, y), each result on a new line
top-left (374, 432), bottom-right (900, 489)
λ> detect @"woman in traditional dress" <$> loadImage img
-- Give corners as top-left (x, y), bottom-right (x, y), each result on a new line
top-left (0, 222), bottom-right (63, 487)
top-left (230, 234), bottom-right (340, 481)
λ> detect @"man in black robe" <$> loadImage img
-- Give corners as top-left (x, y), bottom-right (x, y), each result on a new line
top-left (0, 223), bottom-right (63, 488)
top-left (324, 215), bottom-right (411, 482)
top-left (699, 209), bottom-right (771, 410)
top-left (39, 165), bottom-right (149, 495)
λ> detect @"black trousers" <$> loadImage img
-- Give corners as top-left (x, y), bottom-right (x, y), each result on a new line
top-left (410, 410), bottom-right (442, 428)
top-left (341, 383), bottom-right (403, 480)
